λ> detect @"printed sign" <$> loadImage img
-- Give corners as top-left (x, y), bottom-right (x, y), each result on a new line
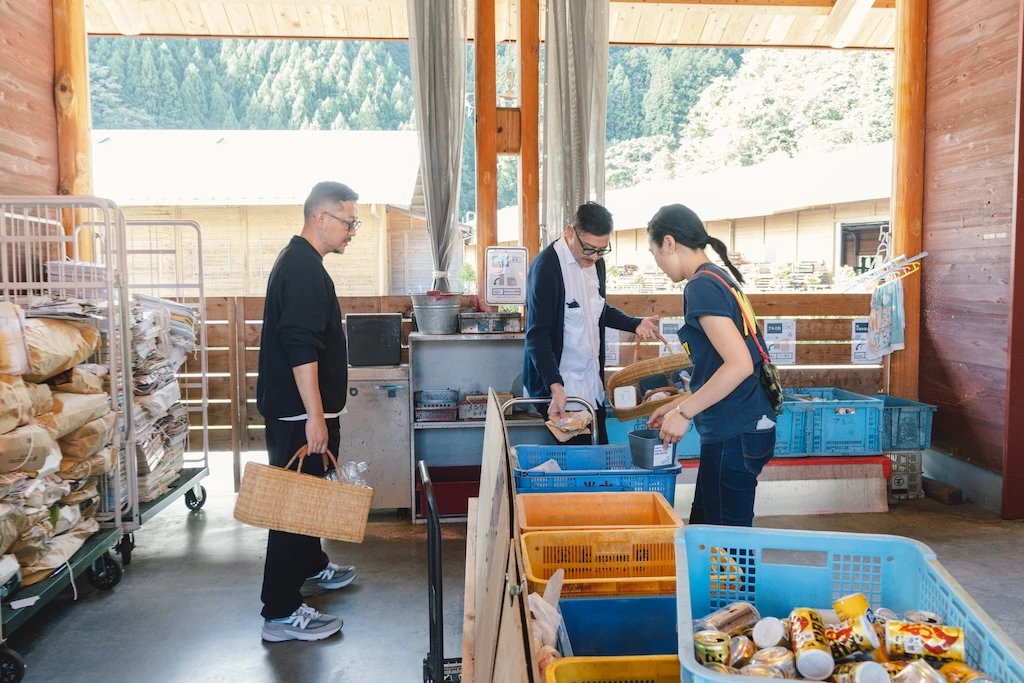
top-left (605, 328), bottom-right (620, 366)
top-left (652, 444), bottom-right (673, 468)
top-left (659, 318), bottom-right (685, 357)
top-left (851, 318), bottom-right (872, 364)
top-left (890, 473), bottom-right (909, 492)
top-left (484, 247), bottom-right (529, 306)
top-left (764, 319), bottom-right (796, 365)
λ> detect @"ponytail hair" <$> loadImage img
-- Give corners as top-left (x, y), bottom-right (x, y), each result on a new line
top-left (647, 203), bottom-right (746, 285)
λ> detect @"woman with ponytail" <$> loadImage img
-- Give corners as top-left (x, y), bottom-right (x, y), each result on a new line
top-left (646, 203), bottom-right (775, 527)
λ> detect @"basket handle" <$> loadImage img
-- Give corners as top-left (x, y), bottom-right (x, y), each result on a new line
top-left (633, 331), bottom-right (672, 352)
top-left (286, 445), bottom-right (340, 474)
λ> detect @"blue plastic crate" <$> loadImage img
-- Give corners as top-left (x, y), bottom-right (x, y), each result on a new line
top-left (675, 525), bottom-right (1024, 683)
top-left (606, 401), bottom-right (808, 458)
top-left (558, 596), bottom-right (678, 657)
top-left (881, 395), bottom-right (937, 450)
top-left (513, 444), bottom-right (680, 504)
top-left (786, 387), bottom-right (883, 456)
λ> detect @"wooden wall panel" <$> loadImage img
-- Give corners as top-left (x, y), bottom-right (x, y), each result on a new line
top-left (920, 0), bottom-right (1019, 473)
top-left (0, 0), bottom-right (59, 195)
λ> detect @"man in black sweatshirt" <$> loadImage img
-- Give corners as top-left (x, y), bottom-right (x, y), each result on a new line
top-left (255, 181), bottom-right (359, 643)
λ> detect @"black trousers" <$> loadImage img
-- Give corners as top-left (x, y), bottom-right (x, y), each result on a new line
top-left (260, 417), bottom-right (339, 619)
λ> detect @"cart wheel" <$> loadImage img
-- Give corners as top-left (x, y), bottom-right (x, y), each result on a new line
top-left (117, 534), bottom-right (135, 566)
top-left (86, 552), bottom-right (122, 590)
top-left (0, 646), bottom-right (25, 683)
top-left (185, 486), bottom-right (207, 511)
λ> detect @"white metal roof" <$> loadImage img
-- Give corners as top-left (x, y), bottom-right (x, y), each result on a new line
top-left (491, 141), bottom-right (893, 242)
top-left (92, 129), bottom-right (421, 207)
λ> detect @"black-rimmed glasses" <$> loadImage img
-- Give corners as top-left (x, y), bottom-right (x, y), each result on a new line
top-left (573, 226), bottom-right (612, 257)
top-left (323, 212), bottom-right (361, 232)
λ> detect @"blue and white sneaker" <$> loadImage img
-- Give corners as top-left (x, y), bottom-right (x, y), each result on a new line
top-left (300, 562), bottom-right (356, 598)
top-left (261, 604), bottom-right (343, 642)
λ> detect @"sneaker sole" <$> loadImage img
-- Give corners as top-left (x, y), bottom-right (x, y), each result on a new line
top-left (299, 573), bottom-right (356, 598)
top-left (261, 625), bottom-right (343, 643)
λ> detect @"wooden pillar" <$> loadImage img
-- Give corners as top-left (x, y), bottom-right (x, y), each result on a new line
top-left (888, 0), bottom-right (927, 400)
top-left (1001, 0), bottom-right (1024, 520)
top-left (52, 0), bottom-right (94, 260)
top-left (519, 0), bottom-right (541, 261)
top-left (475, 0), bottom-right (498, 304)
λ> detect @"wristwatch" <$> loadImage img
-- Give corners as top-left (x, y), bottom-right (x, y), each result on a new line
top-left (676, 403), bottom-right (692, 420)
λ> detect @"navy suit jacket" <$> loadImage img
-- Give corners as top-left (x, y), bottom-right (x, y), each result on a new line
top-left (522, 241), bottom-right (642, 399)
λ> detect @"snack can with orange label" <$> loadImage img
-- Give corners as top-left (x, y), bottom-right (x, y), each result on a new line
top-left (885, 620), bottom-right (966, 663)
top-left (835, 593), bottom-right (876, 623)
top-left (938, 662), bottom-right (996, 683)
top-left (789, 608), bottom-right (836, 681)
top-left (828, 615), bottom-right (881, 660)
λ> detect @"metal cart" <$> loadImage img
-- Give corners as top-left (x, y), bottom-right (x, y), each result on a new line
top-left (117, 219), bottom-right (211, 564)
top-left (0, 196), bottom-right (133, 681)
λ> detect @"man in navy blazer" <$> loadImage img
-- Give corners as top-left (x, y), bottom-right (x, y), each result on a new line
top-left (523, 202), bottom-right (660, 442)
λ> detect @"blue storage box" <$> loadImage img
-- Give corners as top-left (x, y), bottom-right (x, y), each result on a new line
top-left (513, 444), bottom-right (680, 504)
top-left (675, 525), bottom-right (1024, 683)
top-left (881, 395), bottom-right (937, 450)
top-left (558, 596), bottom-right (678, 657)
top-left (785, 387), bottom-right (883, 456)
top-left (606, 400), bottom-right (808, 458)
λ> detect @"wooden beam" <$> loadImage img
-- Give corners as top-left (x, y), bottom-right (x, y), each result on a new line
top-left (496, 107), bottom-right (522, 154)
top-left (887, 0), bottom-right (925, 401)
top-left (815, 0), bottom-right (874, 48)
top-left (1002, 0), bottom-right (1024, 520)
top-left (519, 0), bottom-right (541, 261)
top-left (53, 0), bottom-right (94, 260)
top-left (476, 0), bottom-right (499, 304)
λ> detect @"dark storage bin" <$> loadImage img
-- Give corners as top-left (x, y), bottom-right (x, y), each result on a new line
top-left (415, 465), bottom-right (480, 517)
top-left (346, 313), bottom-right (402, 366)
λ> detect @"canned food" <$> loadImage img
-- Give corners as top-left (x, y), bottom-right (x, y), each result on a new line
top-left (893, 660), bottom-right (947, 683)
top-left (835, 593), bottom-right (876, 623)
top-left (695, 601), bottom-right (762, 636)
top-left (882, 661), bottom-right (912, 677)
top-left (885, 621), bottom-right (965, 663)
top-left (729, 635), bottom-right (757, 669)
top-left (753, 616), bottom-right (791, 649)
top-left (905, 610), bottom-right (944, 626)
top-left (741, 664), bottom-right (786, 678)
top-left (828, 615), bottom-right (881, 660)
top-left (832, 661), bottom-right (891, 683)
top-left (938, 662), bottom-right (996, 683)
top-left (694, 630), bottom-right (732, 665)
top-left (790, 608), bottom-right (836, 681)
top-left (703, 662), bottom-right (732, 675)
top-left (753, 646), bottom-right (798, 679)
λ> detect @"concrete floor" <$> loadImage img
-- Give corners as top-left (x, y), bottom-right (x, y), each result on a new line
top-left (9, 463), bottom-right (1024, 682)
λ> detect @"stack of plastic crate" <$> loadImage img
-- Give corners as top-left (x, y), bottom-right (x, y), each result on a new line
top-left (881, 396), bottom-right (937, 501)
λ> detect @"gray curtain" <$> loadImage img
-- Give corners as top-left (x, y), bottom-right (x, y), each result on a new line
top-left (407, 0), bottom-right (467, 292)
top-left (542, 0), bottom-right (610, 246)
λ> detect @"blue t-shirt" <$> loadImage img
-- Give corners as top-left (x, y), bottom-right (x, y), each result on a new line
top-left (678, 263), bottom-right (774, 444)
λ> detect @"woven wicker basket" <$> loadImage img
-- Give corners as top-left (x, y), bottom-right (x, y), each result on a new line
top-left (234, 446), bottom-right (374, 543)
top-left (607, 340), bottom-right (693, 421)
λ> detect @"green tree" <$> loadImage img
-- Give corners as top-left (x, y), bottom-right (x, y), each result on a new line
top-left (180, 63), bottom-right (208, 128)
top-left (88, 63), bottom-right (156, 128)
top-left (209, 83), bottom-right (231, 127)
top-left (156, 43), bottom-right (184, 126)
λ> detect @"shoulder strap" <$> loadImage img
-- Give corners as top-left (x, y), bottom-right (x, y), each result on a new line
top-left (694, 269), bottom-right (772, 365)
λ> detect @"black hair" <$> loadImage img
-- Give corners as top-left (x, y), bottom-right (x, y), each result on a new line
top-left (573, 201), bottom-right (613, 237)
top-left (303, 182), bottom-right (359, 221)
top-left (647, 203), bottom-right (745, 285)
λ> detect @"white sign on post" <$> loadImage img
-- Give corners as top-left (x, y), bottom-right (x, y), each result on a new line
top-left (851, 317), bottom-right (872, 364)
top-left (764, 319), bottom-right (796, 365)
top-left (605, 328), bottom-right (620, 366)
top-left (484, 246), bottom-right (529, 306)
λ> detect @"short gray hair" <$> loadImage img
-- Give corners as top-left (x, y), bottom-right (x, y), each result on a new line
top-left (303, 182), bottom-right (359, 220)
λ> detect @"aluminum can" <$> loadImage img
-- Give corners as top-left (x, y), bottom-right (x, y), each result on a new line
top-left (694, 630), bottom-right (732, 665)
top-left (729, 635), bottom-right (757, 669)
top-left (741, 664), bottom-right (786, 678)
top-left (905, 610), bottom-right (943, 626)
top-left (885, 621), bottom-right (965, 663)
top-left (828, 615), bottom-right (881, 660)
top-left (752, 646), bottom-right (798, 679)
top-left (938, 662), bottom-right (996, 683)
top-left (790, 608), bottom-right (836, 681)
top-left (753, 617), bottom-right (791, 649)
top-left (831, 661), bottom-right (891, 683)
top-left (694, 601), bottom-right (762, 636)
top-left (703, 661), bottom-right (732, 675)
top-left (835, 593), bottom-right (876, 623)
top-left (893, 660), bottom-right (948, 683)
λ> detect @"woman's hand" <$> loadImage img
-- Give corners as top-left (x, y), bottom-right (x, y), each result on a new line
top-left (659, 409), bottom-right (690, 449)
top-left (647, 401), bottom-right (675, 430)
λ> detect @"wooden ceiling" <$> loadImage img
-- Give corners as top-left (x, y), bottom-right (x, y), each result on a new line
top-left (84, 0), bottom-right (896, 49)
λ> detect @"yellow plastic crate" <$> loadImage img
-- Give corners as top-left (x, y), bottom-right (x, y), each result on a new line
top-left (545, 656), bottom-right (681, 683)
top-left (522, 528), bottom-right (677, 596)
top-left (516, 492), bottom-right (683, 533)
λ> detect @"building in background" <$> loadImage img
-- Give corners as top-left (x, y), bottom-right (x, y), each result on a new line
top-left (93, 129), bottom-right (462, 296)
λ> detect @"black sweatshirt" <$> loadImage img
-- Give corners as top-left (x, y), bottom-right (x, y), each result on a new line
top-left (256, 236), bottom-right (348, 420)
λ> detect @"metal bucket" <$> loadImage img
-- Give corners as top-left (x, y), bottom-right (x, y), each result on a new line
top-left (412, 293), bottom-right (462, 334)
